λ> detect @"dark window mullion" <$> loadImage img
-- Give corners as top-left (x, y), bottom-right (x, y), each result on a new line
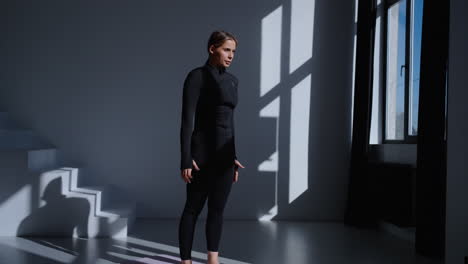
top-left (382, 0), bottom-right (388, 143)
top-left (387, 0), bottom-right (400, 7)
top-left (403, 0), bottom-right (411, 142)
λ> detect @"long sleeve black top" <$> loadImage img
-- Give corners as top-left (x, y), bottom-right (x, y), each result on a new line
top-left (180, 60), bottom-right (239, 170)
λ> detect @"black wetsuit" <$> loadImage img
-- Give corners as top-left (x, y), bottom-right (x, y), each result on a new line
top-left (178, 59), bottom-right (239, 260)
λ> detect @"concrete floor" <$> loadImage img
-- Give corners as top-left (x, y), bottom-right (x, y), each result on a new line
top-left (0, 219), bottom-right (442, 264)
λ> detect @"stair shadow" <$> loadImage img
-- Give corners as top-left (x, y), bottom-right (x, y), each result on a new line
top-left (17, 177), bottom-right (89, 237)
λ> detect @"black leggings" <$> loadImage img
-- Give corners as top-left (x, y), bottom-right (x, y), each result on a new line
top-left (178, 164), bottom-right (234, 260)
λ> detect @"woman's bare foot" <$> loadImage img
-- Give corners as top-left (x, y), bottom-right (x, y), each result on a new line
top-left (207, 251), bottom-right (219, 264)
top-left (181, 259), bottom-right (192, 264)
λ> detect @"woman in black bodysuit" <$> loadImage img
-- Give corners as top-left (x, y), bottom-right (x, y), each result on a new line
top-left (178, 30), bottom-right (245, 264)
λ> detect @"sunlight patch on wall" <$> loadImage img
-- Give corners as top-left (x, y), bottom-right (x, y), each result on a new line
top-left (289, 74), bottom-right (311, 203)
top-left (258, 97), bottom-right (280, 173)
top-left (260, 6), bottom-right (283, 97)
top-left (258, 0), bottom-right (315, 220)
top-left (289, 0), bottom-right (315, 73)
top-left (258, 97), bottom-right (280, 221)
top-left (0, 184), bottom-right (31, 235)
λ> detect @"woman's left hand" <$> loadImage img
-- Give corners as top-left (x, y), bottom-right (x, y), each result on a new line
top-left (233, 159), bottom-right (245, 183)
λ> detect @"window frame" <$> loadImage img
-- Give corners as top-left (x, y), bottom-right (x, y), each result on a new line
top-left (382, 0), bottom-right (418, 144)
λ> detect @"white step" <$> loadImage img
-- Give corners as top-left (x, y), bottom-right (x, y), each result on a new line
top-left (0, 148), bottom-right (58, 172)
top-left (60, 168), bottom-right (136, 236)
top-left (0, 112), bottom-right (133, 238)
top-left (76, 186), bottom-right (137, 232)
top-left (1, 168), bottom-right (134, 237)
top-left (0, 129), bottom-right (53, 150)
top-left (102, 201), bottom-right (136, 232)
top-left (0, 112), bottom-right (22, 129)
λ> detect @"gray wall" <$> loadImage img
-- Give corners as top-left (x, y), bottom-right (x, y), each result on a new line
top-left (0, 0), bottom-right (355, 220)
top-left (446, 0), bottom-right (468, 262)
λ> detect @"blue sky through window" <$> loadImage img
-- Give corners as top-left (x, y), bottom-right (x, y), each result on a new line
top-left (395, 0), bottom-right (423, 134)
top-left (411, 0), bottom-right (423, 134)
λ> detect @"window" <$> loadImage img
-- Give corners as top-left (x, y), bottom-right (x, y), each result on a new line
top-left (408, 0), bottom-right (424, 136)
top-left (385, 0), bottom-right (406, 140)
top-left (381, 0), bottom-right (424, 143)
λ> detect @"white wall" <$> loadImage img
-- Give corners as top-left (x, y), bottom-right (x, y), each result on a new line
top-left (0, 0), bottom-right (355, 220)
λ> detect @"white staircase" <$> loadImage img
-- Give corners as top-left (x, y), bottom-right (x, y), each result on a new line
top-left (0, 111), bottom-right (135, 237)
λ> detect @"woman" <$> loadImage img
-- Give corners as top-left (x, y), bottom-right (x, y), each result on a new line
top-left (178, 30), bottom-right (245, 264)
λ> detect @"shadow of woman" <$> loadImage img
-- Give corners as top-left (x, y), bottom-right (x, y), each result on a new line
top-left (16, 177), bottom-right (94, 263)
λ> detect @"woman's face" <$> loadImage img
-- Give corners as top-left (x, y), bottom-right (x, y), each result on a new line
top-left (209, 39), bottom-right (236, 68)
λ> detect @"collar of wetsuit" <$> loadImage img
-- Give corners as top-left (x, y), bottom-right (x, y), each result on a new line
top-left (205, 59), bottom-right (226, 74)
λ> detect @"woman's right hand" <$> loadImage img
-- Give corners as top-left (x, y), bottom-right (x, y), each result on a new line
top-left (181, 160), bottom-right (200, 183)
